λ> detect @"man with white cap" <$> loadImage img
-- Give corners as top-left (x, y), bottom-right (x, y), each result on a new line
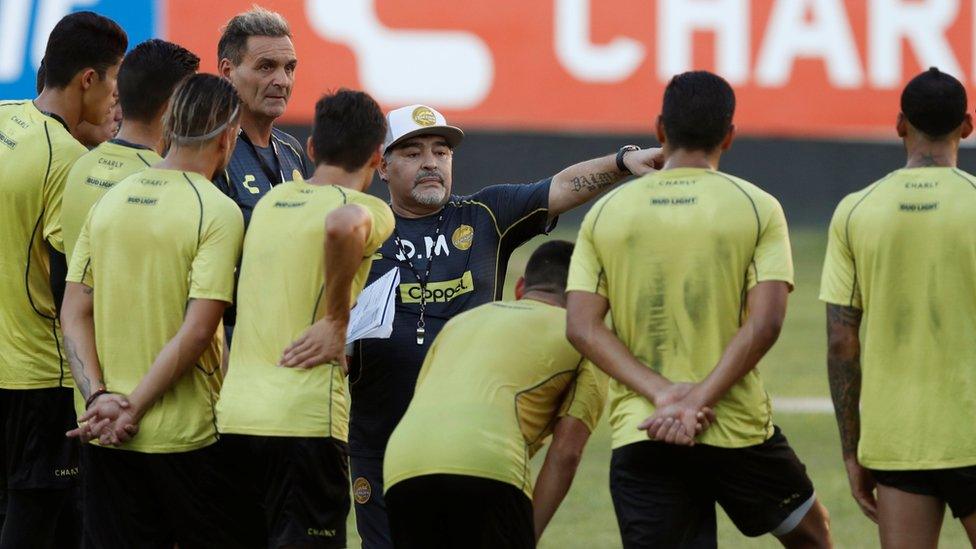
top-left (347, 104), bottom-right (663, 547)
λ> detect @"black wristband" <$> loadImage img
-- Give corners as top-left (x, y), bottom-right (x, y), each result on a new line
top-left (616, 145), bottom-right (640, 174)
top-left (85, 388), bottom-right (110, 410)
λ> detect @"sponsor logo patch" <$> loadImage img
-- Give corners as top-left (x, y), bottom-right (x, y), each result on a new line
top-left (353, 476), bottom-right (371, 504)
top-left (451, 224), bottom-right (474, 250)
top-left (399, 271), bottom-right (474, 304)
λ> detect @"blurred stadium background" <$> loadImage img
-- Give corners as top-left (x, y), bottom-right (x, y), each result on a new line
top-left (4, 0), bottom-right (974, 545)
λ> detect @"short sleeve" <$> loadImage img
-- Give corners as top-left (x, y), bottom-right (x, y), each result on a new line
top-left (356, 195), bottom-right (395, 253)
top-left (42, 142), bottom-right (84, 253)
top-left (819, 198), bottom-right (861, 308)
top-left (189, 201), bottom-right (244, 302)
top-left (746, 198), bottom-right (794, 291)
top-left (558, 361), bottom-right (608, 432)
top-left (566, 203), bottom-right (607, 297)
top-left (66, 213), bottom-right (94, 287)
top-left (467, 178), bottom-right (553, 240)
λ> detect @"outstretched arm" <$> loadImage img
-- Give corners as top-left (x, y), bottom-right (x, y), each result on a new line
top-left (826, 303), bottom-right (876, 522)
top-left (547, 148), bottom-right (662, 217)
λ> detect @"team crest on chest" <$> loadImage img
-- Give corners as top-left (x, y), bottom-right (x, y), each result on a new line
top-left (452, 225), bottom-right (474, 250)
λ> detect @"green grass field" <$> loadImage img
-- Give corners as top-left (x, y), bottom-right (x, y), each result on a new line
top-left (345, 227), bottom-right (971, 548)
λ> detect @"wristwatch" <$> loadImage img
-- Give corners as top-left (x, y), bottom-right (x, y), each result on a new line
top-left (616, 145), bottom-right (641, 175)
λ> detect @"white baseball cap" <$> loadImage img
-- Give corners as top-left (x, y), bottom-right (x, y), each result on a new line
top-left (382, 104), bottom-right (464, 154)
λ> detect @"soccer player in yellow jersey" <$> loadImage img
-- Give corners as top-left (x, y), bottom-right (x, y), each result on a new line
top-left (215, 89), bottom-right (393, 549)
top-left (60, 74), bottom-right (262, 547)
top-left (63, 39), bottom-right (200, 263)
top-left (821, 68), bottom-right (976, 547)
top-left (384, 241), bottom-right (608, 548)
top-left (0, 12), bottom-right (125, 548)
top-left (566, 71), bottom-right (831, 548)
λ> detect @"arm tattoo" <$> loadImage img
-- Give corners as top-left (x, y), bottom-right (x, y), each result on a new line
top-left (570, 172), bottom-right (617, 193)
top-left (65, 336), bottom-right (97, 400)
top-left (826, 304), bottom-right (864, 458)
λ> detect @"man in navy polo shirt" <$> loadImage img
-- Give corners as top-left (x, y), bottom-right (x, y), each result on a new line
top-left (215, 7), bottom-right (311, 226)
top-left (347, 104), bottom-right (664, 548)
top-left (214, 7), bottom-right (312, 341)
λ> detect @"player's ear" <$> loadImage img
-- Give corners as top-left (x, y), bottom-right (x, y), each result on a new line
top-left (217, 58), bottom-right (234, 80)
top-left (655, 116), bottom-right (666, 145)
top-left (960, 113), bottom-right (973, 139)
top-left (896, 113), bottom-right (908, 138)
top-left (721, 124), bottom-right (735, 151)
top-left (306, 136), bottom-right (317, 164)
top-left (79, 68), bottom-right (98, 91)
top-left (378, 152), bottom-right (389, 182)
top-left (367, 147), bottom-right (382, 169)
top-left (514, 277), bottom-right (526, 300)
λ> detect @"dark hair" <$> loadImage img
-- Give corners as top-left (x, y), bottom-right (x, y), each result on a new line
top-left (41, 12), bottom-right (127, 89)
top-left (164, 74), bottom-right (241, 148)
top-left (901, 67), bottom-right (967, 139)
top-left (119, 40), bottom-right (200, 124)
top-left (36, 60), bottom-right (46, 94)
top-left (661, 71), bottom-right (736, 152)
top-left (523, 240), bottom-right (575, 292)
top-left (217, 7), bottom-right (291, 65)
top-left (312, 89), bottom-right (386, 172)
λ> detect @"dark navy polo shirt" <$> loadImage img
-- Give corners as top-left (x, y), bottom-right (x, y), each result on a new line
top-left (349, 178), bottom-right (555, 457)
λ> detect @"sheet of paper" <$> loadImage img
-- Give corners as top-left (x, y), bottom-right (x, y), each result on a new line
top-left (346, 267), bottom-right (399, 343)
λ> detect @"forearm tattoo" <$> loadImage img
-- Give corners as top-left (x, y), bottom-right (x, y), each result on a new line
top-left (65, 336), bottom-right (97, 400)
top-left (570, 172), bottom-right (617, 193)
top-left (826, 304), bottom-right (864, 458)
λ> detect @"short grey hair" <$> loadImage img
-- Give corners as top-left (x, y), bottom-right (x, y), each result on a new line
top-left (217, 6), bottom-right (291, 65)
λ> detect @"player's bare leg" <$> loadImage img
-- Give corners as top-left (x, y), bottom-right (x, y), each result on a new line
top-left (960, 510), bottom-right (976, 546)
top-left (774, 499), bottom-right (831, 549)
top-left (877, 485), bottom-right (944, 549)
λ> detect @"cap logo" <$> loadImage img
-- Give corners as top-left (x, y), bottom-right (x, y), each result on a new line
top-left (412, 106), bottom-right (437, 127)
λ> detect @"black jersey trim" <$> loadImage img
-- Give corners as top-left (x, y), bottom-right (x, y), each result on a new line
top-left (183, 173), bottom-right (205, 248)
top-left (951, 168), bottom-right (976, 192)
top-left (136, 152), bottom-right (153, 167)
top-left (714, 173), bottom-right (761, 325)
top-left (843, 173), bottom-right (893, 307)
top-left (513, 365), bottom-right (581, 492)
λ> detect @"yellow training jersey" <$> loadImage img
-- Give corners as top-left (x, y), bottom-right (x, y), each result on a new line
top-left (567, 168), bottom-right (793, 449)
top-left (67, 167), bottom-right (243, 453)
top-left (0, 100), bottom-right (86, 389)
top-left (216, 178), bottom-right (394, 440)
top-left (63, 140), bottom-right (161, 262)
top-left (384, 299), bottom-right (608, 497)
top-left (820, 167), bottom-right (976, 470)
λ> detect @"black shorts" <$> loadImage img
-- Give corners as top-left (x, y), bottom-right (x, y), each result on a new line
top-left (221, 434), bottom-right (350, 549)
top-left (610, 426), bottom-right (815, 548)
top-left (872, 465), bottom-right (976, 519)
top-left (0, 387), bottom-right (79, 490)
top-left (386, 474), bottom-right (534, 549)
top-left (81, 440), bottom-right (265, 549)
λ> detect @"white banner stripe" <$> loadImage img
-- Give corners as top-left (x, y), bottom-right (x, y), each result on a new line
top-left (773, 397), bottom-right (833, 413)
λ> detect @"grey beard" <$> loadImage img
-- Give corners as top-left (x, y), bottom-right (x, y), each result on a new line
top-left (411, 185), bottom-right (447, 206)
